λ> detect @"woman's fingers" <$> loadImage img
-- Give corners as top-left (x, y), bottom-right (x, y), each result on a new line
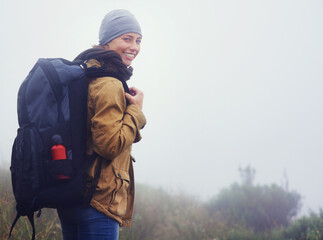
top-left (125, 88), bottom-right (144, 110)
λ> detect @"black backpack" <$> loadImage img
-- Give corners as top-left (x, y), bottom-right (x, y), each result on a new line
top-left (9, 56), bottom-right (129, 240)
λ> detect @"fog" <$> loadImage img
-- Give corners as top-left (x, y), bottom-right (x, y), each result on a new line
top-left (1, 0), bottom-right (322, 215)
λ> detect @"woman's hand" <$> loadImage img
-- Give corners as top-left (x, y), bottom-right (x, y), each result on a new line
top-left (125, 87), bottom-right (144, 110)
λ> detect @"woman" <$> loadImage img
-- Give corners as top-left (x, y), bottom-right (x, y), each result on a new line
top-left (57, 9), bottom-right (146, 240)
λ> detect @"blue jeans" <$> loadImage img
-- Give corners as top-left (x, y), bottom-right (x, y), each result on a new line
top-left (57, 205), bottom-right (119, 240)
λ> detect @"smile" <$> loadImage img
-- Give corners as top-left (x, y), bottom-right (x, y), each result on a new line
top-left (124, 53), bottom-right (135, 59)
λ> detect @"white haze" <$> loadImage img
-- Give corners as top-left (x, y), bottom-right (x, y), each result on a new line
top-left (1, 0), bottom-right (322, 215)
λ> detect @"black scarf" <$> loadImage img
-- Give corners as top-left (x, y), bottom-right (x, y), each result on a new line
top-left (74, 48), bottom-right (133, 93)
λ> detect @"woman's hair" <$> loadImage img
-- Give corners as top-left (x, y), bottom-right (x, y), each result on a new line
top-left (89, 45), bottom-right (121, 72)
top-left (92, 44), bottom-right (105, 49)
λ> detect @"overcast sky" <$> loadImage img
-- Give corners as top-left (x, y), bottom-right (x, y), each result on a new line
top-left (1, 0), bottom-right (322, 215)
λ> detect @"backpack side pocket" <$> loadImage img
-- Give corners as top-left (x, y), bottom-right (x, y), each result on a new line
top-left (10, 126), bottom-right (44, 215)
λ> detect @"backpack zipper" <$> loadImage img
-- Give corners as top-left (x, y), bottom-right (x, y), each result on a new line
top-left (38, 59), bottom-right (64, 123)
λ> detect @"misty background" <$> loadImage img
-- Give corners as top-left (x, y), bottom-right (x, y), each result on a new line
top-left (0, 0), bottom-right (322, 216)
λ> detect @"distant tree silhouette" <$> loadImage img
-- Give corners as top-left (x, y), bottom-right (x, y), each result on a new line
top-left (239, 165), bottom-right (255, 186)
top-left (206, 166), bottom-right (301, 232)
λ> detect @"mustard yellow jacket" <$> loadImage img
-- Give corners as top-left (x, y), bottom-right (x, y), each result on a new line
top-left (85, 59), bottom-right (146, 227)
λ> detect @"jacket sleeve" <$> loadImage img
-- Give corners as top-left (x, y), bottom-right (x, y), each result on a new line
top-left (89, 77), bottom-right (146, 160)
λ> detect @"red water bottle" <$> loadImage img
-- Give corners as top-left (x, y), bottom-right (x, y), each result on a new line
top-left (51, 135), bottom-right (70, 179)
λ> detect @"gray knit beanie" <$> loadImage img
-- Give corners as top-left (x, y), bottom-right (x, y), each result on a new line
top-left (99, 9), bottom-right (142, 46)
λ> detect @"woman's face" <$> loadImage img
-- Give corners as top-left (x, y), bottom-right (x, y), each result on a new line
top-left (104, 33), bottom-right (141, 66)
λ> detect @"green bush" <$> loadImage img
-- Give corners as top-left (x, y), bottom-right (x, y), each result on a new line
top-left (205, 166), bottom-right (301, 233)
top-left (283, 210), bottom-right (323, 240)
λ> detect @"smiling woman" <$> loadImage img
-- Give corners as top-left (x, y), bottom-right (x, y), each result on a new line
top-left (56, 9), bottom-right (146, 240)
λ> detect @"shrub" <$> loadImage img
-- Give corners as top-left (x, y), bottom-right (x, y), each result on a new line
top-left (283, 210), bottom-right (323, 240)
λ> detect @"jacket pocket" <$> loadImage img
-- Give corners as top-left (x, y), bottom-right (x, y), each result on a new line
top-left (109, 168), bottom-right (130, 217)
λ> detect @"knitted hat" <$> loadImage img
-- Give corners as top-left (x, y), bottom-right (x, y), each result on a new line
top-left (99, 9), bottom-right (142, 46)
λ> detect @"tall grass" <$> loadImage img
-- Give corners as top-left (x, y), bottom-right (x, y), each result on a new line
top-left (2, 167), bottom-right (323, 240)
top-left (0, 168), bottom-right (62, 240)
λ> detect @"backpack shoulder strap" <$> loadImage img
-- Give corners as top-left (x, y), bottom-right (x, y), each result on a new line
top-left (8, 213), bottom-right (20, 239)
top-left (8, 212), bottom-right (35, 240)
top-left (84, 152), bottom-right (105, 206)
top-left (27, 213), bottom-right (36, 240)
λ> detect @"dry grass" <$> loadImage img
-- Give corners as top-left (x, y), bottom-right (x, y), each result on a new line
top-left (0, 168), bottom-right (62, 240)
